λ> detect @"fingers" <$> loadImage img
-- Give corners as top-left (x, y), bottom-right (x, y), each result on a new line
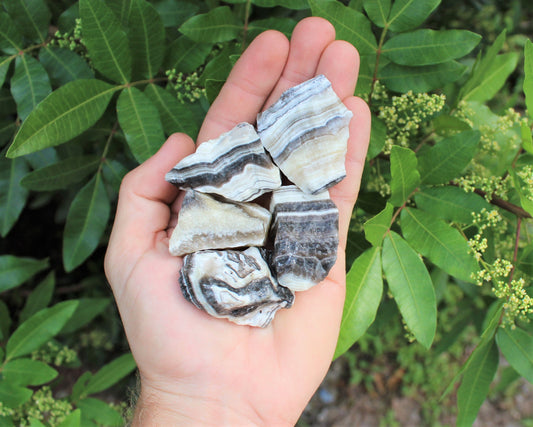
top-left (105, 133), bottom-right (195, 286)
top-left (196, 30), bottom-right (289, 144)
top-left (330, 96), bottom-right (371, 249)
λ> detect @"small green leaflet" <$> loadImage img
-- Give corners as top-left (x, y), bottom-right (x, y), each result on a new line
top-left (0, 381), bottom-right (32, 408)
top-left (164, 37), bottom-right (212, 74)
top-left (382, 231), bottom-right (436, 349)
top-left (39, 47), bottom-right (94, 86)
top-left (363, 0), bottom-right (391, 28)
top-left (2, 358), bottom-right (58, 387)
top-left (179, 6), bottom-right (242, 43)
top-left (387, 0), bottom-right (441, 33)
top-left (80, 0), bottom-right (132, 83)
top-left (7, 79), bottom-right (119, 158)
top-left (0, 255), bottom-right (48, 293)
top-left (5, 300), bottom-right (78, 361)
top-left (456, 339), bottom-right (499, 427)
top-left (61, 298), bottom-right (111, 334)
top-left (363, 202), bottom-right (393, 247)
top-left (4, 0), bottom-right (51, 43)
top-left (0, 157), bottom-right (29, 237)
top-left (117, 86), bottom-right (165, 163)
top-left (83, 353), bottom-right (136, 396)
top-left (77, 398), bottom-right (124, 427)
top-left (19, 271), bottom-right (55, 323)
top-left (335, 247), bottom-right (383, 358)
top-left (524, 39), bottom-right (533, 119)
top-left (63, 174), bottom-right (110, 272)
top-left (497, 325), bottom-right (533, 384)
top-left (389, 145), bottom-right (420, 206)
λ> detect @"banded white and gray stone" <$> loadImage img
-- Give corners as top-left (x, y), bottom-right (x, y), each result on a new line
top-left (269, 186), bottom-right (339, 291)
top-left (179, 247), bottom-right (294, 327)
top-left (169, 190), bottom-right (271, 256)
top-left (165, 122), bottom-right (281, 202)
top-left (257, 74), bottom-right (352, 195)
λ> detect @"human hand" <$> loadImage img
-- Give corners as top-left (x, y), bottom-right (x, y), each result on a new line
top-left (104, 17), bottom-right (371, 426)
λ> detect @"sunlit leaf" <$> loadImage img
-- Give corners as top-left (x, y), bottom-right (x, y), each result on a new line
top-left (77, 398), bottom-right (123, 427)
top-left (179, 6), bottom-right (242, 43)
top-left (401, 208), bottom-right (479, 282)
top-left (117, 86), bottom-right (165, 163)
top-left (7, 79), bottom-right (118, 158)
top-left (382, 231), bottom-right (436, 349)
top-left (524, 40), bottom-right (533, 119)
top-left (39, 47), bottom-right (94, 86)
top-left (0, 157), bottom-right (29, 237)
top-left (363, 203), bottom-right (393, 246)
top-left (363, 0), bottom-right (390, 28)
top-left (382, 29), bottom-right (480, 66)
top-left (4, 0), bottom-right (51, 43)
top-left (10, 55), bottom-right (52, 121)
top-left (0, 255), bottom-right (48, 294)
top-left (457, 339), bottom-right (499, 427)
top-left (389, 145), bottom-right (420, 206)
top-left (129, 0), bottom-right (165, 79)
top-left (520, 120), bottom-right (533, 154)
top-left (3, 358), bottom-right (58, 386)
top-left (63, 174), bottom-right (110, 272)
top-left (57, 410), bottom-right (81, 427)
top-left (335, 247), bottom-right (383, 358)
top-left (309, 0), bottom-right (377, 55)
top-left (80, 0), bottom-right (132, 83)
top-left (510, 170), bottom-right (533, 217)
top-left (5, 300), bottom-right (78, 361)
top-left (417, 130), bottom-right (480, 184)
top-left (387, 0), bottom-right (441, 33)
top-left (380, 60), bottom-right (467, 93)
top-left (20, 155), bottom-right (101, 191)
top-left (83, 353), bottom-right (136, 396)
top-left (0, 381), bottom-right (32, 408)
top-left (367, 117), bottom-right (386, 159)
top-left (19, 271), bottom-right (55, 323)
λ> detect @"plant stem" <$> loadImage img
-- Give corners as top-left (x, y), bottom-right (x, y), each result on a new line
top-left (368, 25), bottom-right (388, 108)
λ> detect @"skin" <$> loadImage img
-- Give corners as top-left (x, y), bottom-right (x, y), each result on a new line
top-left (104, 17), bottom-right (371, 426)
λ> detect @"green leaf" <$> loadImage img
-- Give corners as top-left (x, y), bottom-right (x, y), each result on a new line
top-left (367, 117), bottom-right (387, 159)
top-left (432, 114), bottom-right (472, 136)
top-left (117, 86), bottom-right (165, 163)
top-left (3, 358), bottom-right (58, 386)
top-left (154, 0), bottom-right (198, 27)
top-left (0, 157), bottom-right (29, 237)
top-left (363, 0), bottom-right (390, 28)
top-left (247, 17), bottom-right (297, 40)
top-left (456, 339), bottom-right (499, 427)
top-left (61, 298), bottom-right (111, 334)
top-left (77, 398), bottom-right (123, 426)
top-left (20, 155), bottom-right (101, 191)
top-left (309, 0), bottom-right (377, 55)
top-left (5, 300), bottom-right (78, 361)
top-left (164, 36), bottom-right (213, 73)
top-left (0, 381), bottom-right (32, 408)
top-left (414, 186), bottom-right (491, 224)
top-left (389, 145), bottom-right (420, 206)
top-left (102, 159), bottom-right (129, 193)
top-left (57, 409), bottom-right (81, 427)
top-left (84, 353), bottom-right (136, 396)
top-left (0, 255), bottom-right (48, 294)
top-left (252, 0), bottom-right (308, 8)
top-left (200, 43), bottom-right (240, 84)
top-left (39, 47), bottom-right (94, 86)
top-left (524, 40), bottom-right (533, 119)
top-left (463, 53), bottom-right (519, 103)
top-left (63, 174), bottom-right (110, 272)
top-left (387, 0), bottom-right (441, 33)
top-left (179, 6), bottom-right (242, 43)
top-left (28, 418), bottom-right (46, 427)
top-left (382, 29), bottom-right (481, 66)
top-left (0, 300), bottom-right (11, 341)
top-left (129, 0), bottom-right (165, 79)
top-left (0, 11), bottom-right (23, 54)
top-left (496, 326), bottom-right (533, 385)
top-left (417, 130), bottom-right (480, 185)
top-left (363, 203), bottom-right (393, 246)
top-left (80, 0), bottom-right (132, 83)
top-left (71, 372), bottom-right (92, 403)
top-left (4, 0), bottom-right (51, 43)
top-left (107, 0), bottom-right (133, 27)
top-left (380, 60), bottom-right (467, 93)
top-left (19, 271), bottom-right (55, 323)
top-left (520, 120), bottom-right (533, 154)
top-left (382, 231), bottom-right (436, 349)
top-left (144, 84), bottom-right (199, 138)
top-left (510, 170), bottom-right (533, 217)
top-left (7, 79), bottom-right (118, 158)
top-left (0, 56), bottom-right (12, 87)
top-left (335, 247), bottom-right (383, 358)
top-left (11, 55), bottom-right (52, 121)
top-left (401, 208), bottom-right (478, 282)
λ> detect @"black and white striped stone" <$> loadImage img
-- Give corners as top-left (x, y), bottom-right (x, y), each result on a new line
top-left (179, 247), bottom-right (294, 328)
top-left (165, 122), bottom-right (281, 202)
top-left (269, 186), bottom-right (339, 291)
top-left (257, 74), bottom-right (352, 195)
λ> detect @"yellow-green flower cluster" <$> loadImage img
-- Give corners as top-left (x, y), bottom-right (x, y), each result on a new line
top-left (495, 277), bottom-right (533, 327)
top-left (50, 18), bottom-right (89, 60)
top-left (454, 173), bottom-right (510, 202)
top-left (378, 91), bottom-right (446, 153)
top-left (166, 69), bottom-right (206, 103)
top-left (10, 387), bottom-right (73, 426)
top-left (78, 329), bottom-right (113, 351)
top-left (517, 165), bottom-right (533, 202)
top-left (31, 341), bottom-right (77, 366)
top-left (478, 108), bottom-right (522, 154)
top-left (366, 168), bottom-right (391, 197)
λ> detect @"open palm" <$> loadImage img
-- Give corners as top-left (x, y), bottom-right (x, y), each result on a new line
top-left (105, 17), bottom-right (371, 426)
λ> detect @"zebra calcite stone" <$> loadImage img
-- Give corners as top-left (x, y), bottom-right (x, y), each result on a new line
top-left (165, 122), bottom-right (281, 202)
top-left (169, 190), bottom-right (271, 256)
top-left (257, 74), bottom-right (352, 195)
top-left (269, 186), bottom-right (339, 292)
top-left (179, 247), bottom-right (294, 328)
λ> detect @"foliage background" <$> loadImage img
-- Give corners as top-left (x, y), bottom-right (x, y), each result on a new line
top-left (0, 0), bottom-right (532, 425)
